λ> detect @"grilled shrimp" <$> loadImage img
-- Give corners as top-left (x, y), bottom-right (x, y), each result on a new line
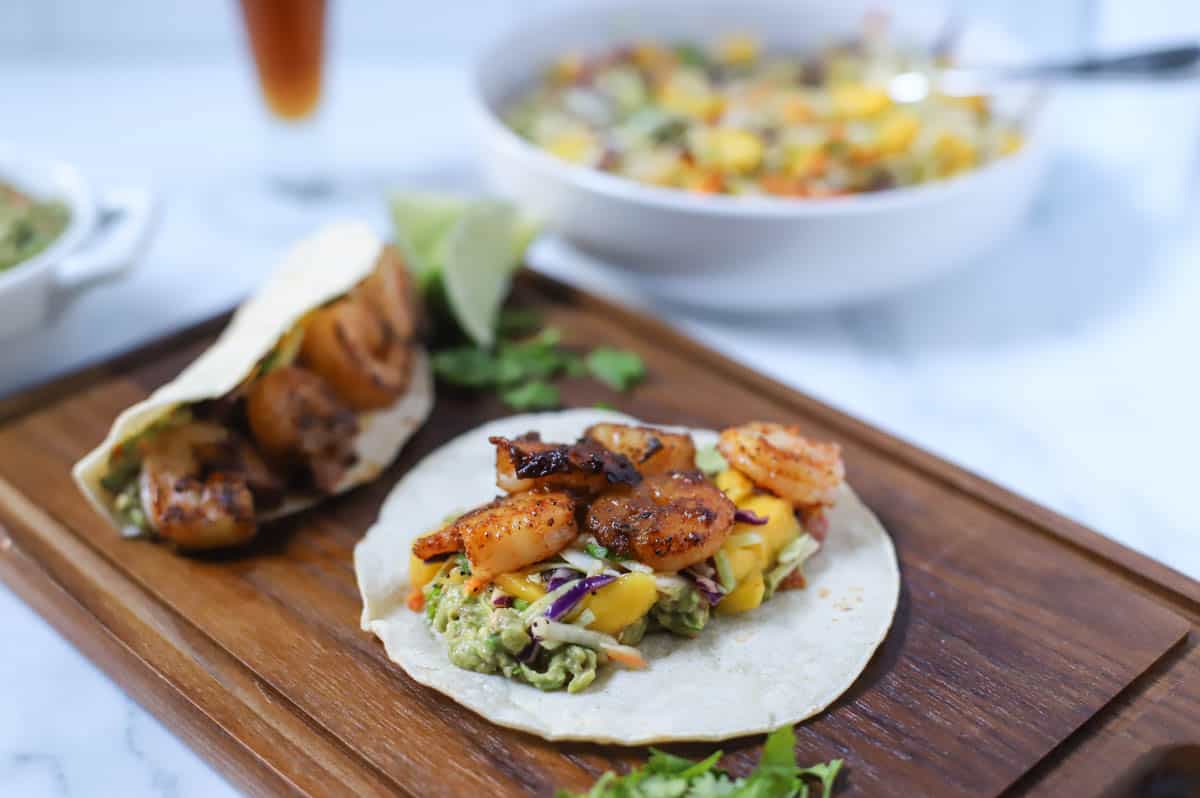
top-left (301, 297), bottom-right (415, 411)
top-left (411, 491), bottom-right (579, 592)
top-left (586, 470), bottom-right (736, 572)
top-left (245, 365), bottom-right (359, 494)
top-left (717, 422), bottom-right (844, 508)
top-left (354, 245), bottom-right (418, 342)
top-left (138, 422), bottom-right (257, 550)
top-left (492, 432), bottom-right (641, 495)
top-left (584, 423), bottom-right (697, 475)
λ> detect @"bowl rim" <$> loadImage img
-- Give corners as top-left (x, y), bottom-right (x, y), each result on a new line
top-left (468, 0), bottom-right (1048, 219)
top-left (0, 153), bottom-right (96, 292)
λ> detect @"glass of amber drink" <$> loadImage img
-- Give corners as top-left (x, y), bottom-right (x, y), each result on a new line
top-left (238, 0), bottom-right (330, 197)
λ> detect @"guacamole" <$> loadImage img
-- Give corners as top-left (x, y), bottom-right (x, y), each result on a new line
top-left (426, 581), bottom-right (599, 693)
top-left (651, 584), bottom-right (710, 637)
top-left (0, 181), bottom-right (69, 272)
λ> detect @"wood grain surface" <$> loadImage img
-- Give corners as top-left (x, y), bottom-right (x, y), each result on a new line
top-left (0, 273), bottom-right (1196, 798)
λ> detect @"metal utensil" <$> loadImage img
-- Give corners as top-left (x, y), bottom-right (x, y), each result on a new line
top-left (889, 42), bottom-right (1200, 102)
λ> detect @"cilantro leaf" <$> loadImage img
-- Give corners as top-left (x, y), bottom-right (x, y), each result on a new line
top-left (431, 347), bottom-right (500, 387)
top-left (797, 761), bottom-right (843, 798)
top-left (585, 541), bottom-right (611, 560)
top-left (497, 306), bottom-right (543, 337)
top-left (586, 347), bottom-right (646, 391)
top-left (499, 380), bottom-right (561, 410)
top-left (556, 727), bottom-right (843, 798)
top-left (758, 724), bottom-right (797, 770)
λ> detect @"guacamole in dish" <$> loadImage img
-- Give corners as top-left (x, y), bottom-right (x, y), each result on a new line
top-left (0, 181), bottom-right (69, 272)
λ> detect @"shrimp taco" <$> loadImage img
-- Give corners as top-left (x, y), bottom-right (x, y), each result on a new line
top-left (355, 409), bottom-right (899, 744)
top-left (74, 221), bottom-right (433, 550)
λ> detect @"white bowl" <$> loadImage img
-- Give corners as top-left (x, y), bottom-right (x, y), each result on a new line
top-left (470, 0), bottom-right (1049, 310)
top-left (0, 151), bottom-right (156, 338)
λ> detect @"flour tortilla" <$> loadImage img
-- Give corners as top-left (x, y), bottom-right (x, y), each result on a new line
top-left (354, 409), bottom-right (899, 744)
top-left (74, 220), bottom-right (435, 534)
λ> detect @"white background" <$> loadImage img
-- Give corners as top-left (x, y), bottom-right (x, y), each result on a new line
top-left (2, 1), bottom-right (1200, 796)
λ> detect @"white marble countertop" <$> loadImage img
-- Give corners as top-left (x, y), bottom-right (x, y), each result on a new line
top-left (2, 55), bottom-right (1199, 796)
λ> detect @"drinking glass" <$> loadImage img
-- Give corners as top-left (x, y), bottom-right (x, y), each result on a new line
top-left (238, 0), bottom-right (330, 197)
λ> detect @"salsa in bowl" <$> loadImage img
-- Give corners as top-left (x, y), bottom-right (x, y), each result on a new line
top-left (505, 31), bottom-right (1025, 200)
top-left (470, 0), bottom-right (1048, 310)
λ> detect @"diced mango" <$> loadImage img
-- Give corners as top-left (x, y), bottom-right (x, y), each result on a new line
top-left (494, 570), bottom-right (547, 603)
top-left (546, 130), bottom-right (598, 165)
top-left (633, 42), bottom-right (675, 73)
top-left (716, 468), bottom-right (754, 503)
top-left (550, 52), bottom-right (585, 84)
top-left (786, 142), bottom-right (826, 179)
top-left (658, 75), bottom-right (724, 120)
top-left (781, 95), bottom-right (814, 123)
top-left (722, 538), bottom-right (767, 582)
top-left (736, 494), bottom-right (801, 560)
top-left (717, 569), bottom-right (765, 615)
top-left (999, 130), bottom-right (1023, 156)
top-left (708, 128), bottom-right (764, 173)
top-left (831, 83), bottom-right (891, 119)
top-left (408, 552), bottom-right (444, 591)
top-left (934, 132), bottom-right (977, 176)
top-left (582, 572), bottom-right (658, 635)
top-left (682, 168), bottom-right (725, 194)
top-left (877, 110), bottom-right (921, 156)
top-left (716, 33), bottom-right (759, 66)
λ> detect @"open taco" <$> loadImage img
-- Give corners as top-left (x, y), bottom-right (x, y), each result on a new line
top-left (355, 409), bottom-right (898, 744)
top-left (74, 221), bottom-right (433, 550)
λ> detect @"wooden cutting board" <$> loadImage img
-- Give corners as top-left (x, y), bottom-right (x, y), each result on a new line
top-left (0, 273), bottom-right (1196, 798)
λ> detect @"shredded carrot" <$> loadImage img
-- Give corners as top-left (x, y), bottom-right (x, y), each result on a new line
top-left (406, 587), bottom-right (425, 612)
top-left (604, 646), bottom-right (647, 670)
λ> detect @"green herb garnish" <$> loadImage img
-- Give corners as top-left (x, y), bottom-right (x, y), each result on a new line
top-left (556, 726), bottom-right (843, 798)
top-left (432, 320), bottom-right (645, 411)
top-left (585, 542), bottom-right (610, 559)
top-left (585, 347), bottom-right (646, 392)
top-left (497, 307), bottom-right (543, 337)
top-left (512, 598), bottom-right (530, 611)
top-left (499, 380), bottom-right (561, 411)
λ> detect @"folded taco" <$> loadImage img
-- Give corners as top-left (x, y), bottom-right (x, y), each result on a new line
top-left (355, 409), bottom-right (898, 744)
top-left (74, 221), bottom-right (434, 550)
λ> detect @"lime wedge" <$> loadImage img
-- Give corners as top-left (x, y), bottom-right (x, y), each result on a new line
top-left (440, 201), bottom-right (523, 348)
top-left (390, 193), bottom-right (471, 283)
top-left (391, 192), bottom-right (540, 347)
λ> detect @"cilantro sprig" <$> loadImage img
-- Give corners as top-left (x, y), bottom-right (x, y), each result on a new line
top-left (556, 726), bottom-right (843, 798)
top-left (431, 308), bottom-right (645, 411)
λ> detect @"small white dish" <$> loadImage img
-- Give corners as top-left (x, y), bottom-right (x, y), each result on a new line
top-left (0, 152), bottom-right (156, 338)
top-left (470, 0), bottom-right (1049, 310)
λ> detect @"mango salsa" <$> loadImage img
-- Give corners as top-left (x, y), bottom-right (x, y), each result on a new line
top-left (722, 538), bottom-right (767, 581)
top-left (877, 110), bottom-right (921, 156)
top-left (736, 494), bottom-right (801, 560)
top-left (409, 552), bottom-right (444, 591)
top-left (716, 569), bottom-right (765, 615)
top-left (831, 82), bottom-right (891, 119)
top-left (716, 33), bottom-right (760, 66)
top-left (506, 37), bottom-right (1025, 197)
top-left (581, 572), bottom-right (658, 635)
top-left (715, 468), bottom-right (754, 503)
top-left (494, 569), bottom-right (547, 603)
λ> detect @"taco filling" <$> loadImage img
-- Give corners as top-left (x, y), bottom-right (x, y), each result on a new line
top-left (406, 421), bottom-right (842, 692)
top-left (94, 244), bottom-right (423, 550)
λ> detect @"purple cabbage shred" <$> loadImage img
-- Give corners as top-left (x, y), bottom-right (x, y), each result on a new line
top-left (545, 574), bottom-right (617, 621)
top-left (734, 508), bottom-right (768, 525)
